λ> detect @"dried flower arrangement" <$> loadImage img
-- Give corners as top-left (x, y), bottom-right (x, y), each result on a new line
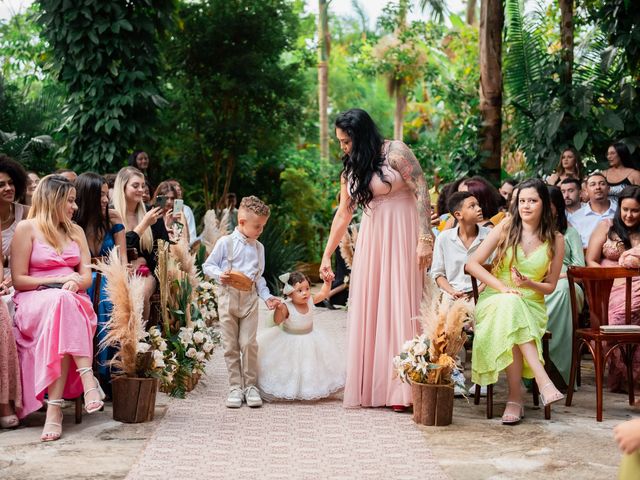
top-left (339, 224), bottom-right (358, 269)
top-left (200, 208), bottom-right (229, 256)
top-left (393, 281), bottom-right (473, 386)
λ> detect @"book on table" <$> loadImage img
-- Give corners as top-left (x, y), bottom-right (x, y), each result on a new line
top-left (600, 325), bottom-right (640, 333)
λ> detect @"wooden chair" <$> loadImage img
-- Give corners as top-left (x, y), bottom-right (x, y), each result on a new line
top-left (465, 264), bottom-right (553, 419)
top-left (566, 266), bottom-right (640, 421)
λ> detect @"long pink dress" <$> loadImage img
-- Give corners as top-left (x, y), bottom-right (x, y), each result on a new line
top-left (13, 239), bottom-right (97, 419)
top-left (344, 141), bottom-right (424, 407)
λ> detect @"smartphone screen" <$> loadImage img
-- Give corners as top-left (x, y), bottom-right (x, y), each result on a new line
top-left (156, 195), bottom-right (167, 208)
top-left (173, 198), bottom-right (184, 216)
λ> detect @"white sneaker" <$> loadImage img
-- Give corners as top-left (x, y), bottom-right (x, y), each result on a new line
top-left (452, 369), bottom-right (468, 397)
top-left (226, 387), bottom-right (244, 408)
top-left (244, 385), bottom-right (263, 408)
top-left (472, 384), bottom-right (487, 397)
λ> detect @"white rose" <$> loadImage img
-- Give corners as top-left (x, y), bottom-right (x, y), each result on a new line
top-left (193, 331), bottom-right (205, 344)
top-left (413, 342), bottom-right (427, 357)
top-left (153, 350), bottom-right (165, 368)
top-left (186, 348), bottom-right (197, 358)
top-left (196, 351), bottom-right (206, 362)
top-left (402, 339), bottom-right (414, 352)
top-left (137, 342), bottom-right (151, 353)
top-left (201, 281), bottom-right (214, 290)
top-left (159, 340), bottom-right (167, 352)
top-left (203, 342), bottom-right (214, 353)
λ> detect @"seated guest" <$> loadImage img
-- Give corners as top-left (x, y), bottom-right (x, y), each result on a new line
top-left (0, 235), bottom-right (20, 429)
top-left (113, 167), bottom-right (168, 321)
top-left (603, 142), bottom-right (640, 202)
top-left (24, 171), bottom-right (39, 206)
top-left (570, 171), bottom-right (617, 247)
top-left (152, 181), bottom-right (190, 244)
top-left (74, 173), bottom-right (127, 394)
top-left (431, 192), bottom-right (490, 299)
top-left (544, 186), bottom-right (585, 387)
top-left (166, 179), bottom-right (197, 245)
top-left (11, 175), bottom-right (101, 441)
top-left (586, 185), bottom-right (640, 393)
top-left (499, 178), bottom-right (517, 202)
top-left (560, 177), bottom-right (584, 222)
top-left (546, 147), bottom-right (583, 186)
top-left (460, 178), bottom-right (502, 227)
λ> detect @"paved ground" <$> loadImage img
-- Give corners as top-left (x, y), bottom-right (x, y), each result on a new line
top-left (0, 306), bottom-right (633, 479)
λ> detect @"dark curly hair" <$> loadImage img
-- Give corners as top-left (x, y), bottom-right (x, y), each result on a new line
top-left (335, 109), bottom-right (389, 209)
top-left (284, 271), bottom-right (311, 295)
top-left (0, 154), bottom-right (28, 202)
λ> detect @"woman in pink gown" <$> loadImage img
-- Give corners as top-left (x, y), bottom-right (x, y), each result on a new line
top-left (12, 174), bottom-right (102, 441)
top-left (320, 109), bottom-right (433, 409)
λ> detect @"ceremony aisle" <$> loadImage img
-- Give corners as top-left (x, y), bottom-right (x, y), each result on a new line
top-left (125, 307), bottom-right (448, 480)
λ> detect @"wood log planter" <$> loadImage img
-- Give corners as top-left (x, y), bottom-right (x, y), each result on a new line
top-left (411, 382), bottom-right (454, 426)
top-left (112, 376), bottom-right (159, 423)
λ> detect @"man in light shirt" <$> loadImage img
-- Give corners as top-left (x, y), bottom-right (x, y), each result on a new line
top-left (570, 172), bottom-right (617, 248)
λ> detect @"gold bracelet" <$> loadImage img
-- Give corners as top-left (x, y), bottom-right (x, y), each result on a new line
top-left (418, 233), bottom-right (433, 247)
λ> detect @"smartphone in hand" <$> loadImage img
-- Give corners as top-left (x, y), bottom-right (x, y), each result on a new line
top-left (156, 195), bottom-right (167, 209)
top-left (511, 266), bottom-right (525, 280)
top-left (173, 198), bottom-right (184, 216)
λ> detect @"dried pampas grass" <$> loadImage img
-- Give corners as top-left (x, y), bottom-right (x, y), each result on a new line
top-left (339, 224), bottom-right (358, 269)
top-left (170, 236), bottom-right (199, 290)
top-left (419, 278), bottom-right (473, 384)
top-left (201, 209), bottom-right (229, 256)
top-left (94, 247), bottom-right (147, 377)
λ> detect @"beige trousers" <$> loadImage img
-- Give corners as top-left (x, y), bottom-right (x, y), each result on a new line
top-left (217, 286), bottom-right (259, 390)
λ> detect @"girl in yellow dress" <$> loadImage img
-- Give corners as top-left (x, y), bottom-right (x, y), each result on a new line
top-left (466, 178), bottom-right (565, 424)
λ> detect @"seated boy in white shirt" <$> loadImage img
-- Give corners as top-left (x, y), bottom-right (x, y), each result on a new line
top-left (202, 196), bottom-right (280, 409)
top-left (431, 192), bottom-right (490, 299)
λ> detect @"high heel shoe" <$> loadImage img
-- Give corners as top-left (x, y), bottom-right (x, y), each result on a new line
top-left (40, 399), bottom-right (64, 442)
top-left (76, 367), bottom-right (105, 414)
top-left (539, 382), bottom-right (564, 407)
top-left (501, 401), bottom-right (524, 425)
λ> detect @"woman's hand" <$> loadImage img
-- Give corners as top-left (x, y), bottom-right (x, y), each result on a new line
top-left (319, 256), bottom-right (335, 283)
top-left (142, 207), bottom-right (163, 229)
top-left (62, 280), bottom-right (79, 293)
top-left (500, 286), bottom-right (522, 296)
top-left (417, 241), bottom-right (433, 271)
top-left (614, 418), bottom-right (640, 454)
top-left (510, 266), bottom-right (530, 287)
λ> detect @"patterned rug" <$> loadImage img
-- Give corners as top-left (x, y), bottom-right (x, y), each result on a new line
top-left (126, 308), bottom-right (448, 480)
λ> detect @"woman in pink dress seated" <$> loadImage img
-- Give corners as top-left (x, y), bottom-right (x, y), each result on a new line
top-left (320, 109), bottom-right (433, 410)
top-left (586, 185), bottom-right (640, 392)
top-left (12, 174), bottom-right (102, 442)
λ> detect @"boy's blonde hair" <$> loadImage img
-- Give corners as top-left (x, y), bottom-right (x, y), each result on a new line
top-left (239, 196), bottom-right (270, 217)
top-left (28, 174), bottom-right (82, 253)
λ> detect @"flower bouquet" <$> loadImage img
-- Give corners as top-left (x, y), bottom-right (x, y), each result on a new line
top-left (196, 281), bottom-right (219, 325)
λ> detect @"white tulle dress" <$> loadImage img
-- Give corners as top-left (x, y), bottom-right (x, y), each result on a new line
top-left (257, 298), bottom-right (345, 400)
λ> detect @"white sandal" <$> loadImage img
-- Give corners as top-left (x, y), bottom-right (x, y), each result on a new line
top-left (76, 367), bottom-right (105, 414)
top-left (501, 401), bottom-right (524, 425)
top-left (539, 382), bottom-right (564, 407)
top-left (40, 399), bottom-right (64, 442)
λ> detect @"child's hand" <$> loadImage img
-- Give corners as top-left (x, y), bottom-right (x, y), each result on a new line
top-left (273, 303), bottom-right (288, 324)
top-left (265, 297), bottom-right (281, 310)
top-left (219, 271), bottom-right (231, 285)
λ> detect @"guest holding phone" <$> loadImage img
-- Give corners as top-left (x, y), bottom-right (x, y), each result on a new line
top-left (167, 179), bottom-right (197, 246)
top-left (152, 181), bottom-right (190, 244)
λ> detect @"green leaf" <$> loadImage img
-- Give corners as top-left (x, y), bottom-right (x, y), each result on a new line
top-left (602, 111), bottom-right (624, 131)
top-left (573, 131), bottom-right (588, 151)
top-left (449, 13), bottom-right (464, 29)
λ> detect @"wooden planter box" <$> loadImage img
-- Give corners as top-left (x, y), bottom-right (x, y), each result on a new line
top-left (111, 376), bottom-right (159, 423)
top-left (411, 382), bottom-right (454, 426)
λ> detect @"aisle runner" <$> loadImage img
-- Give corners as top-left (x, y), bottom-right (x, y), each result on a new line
top-left (126, 309), bottom-right (448, 480)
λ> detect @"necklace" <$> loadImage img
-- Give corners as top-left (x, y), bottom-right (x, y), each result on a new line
top-left (0, 204), bottom-right (14, 225)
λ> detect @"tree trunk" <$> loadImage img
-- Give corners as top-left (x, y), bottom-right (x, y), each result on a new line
top-left (479, 0), bottom-right (503, 184)
top-left (394, 82), bottom-right (407, 141)
top-left (466, 0), bottom-right (477, 26)
top-left (318, 0), bottom-right (330, 161)
top-left (559, 0), bottom-right (573, 87)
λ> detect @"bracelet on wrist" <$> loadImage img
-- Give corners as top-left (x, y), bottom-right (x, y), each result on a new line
top-left (418, 233), bottom-right (434, 247)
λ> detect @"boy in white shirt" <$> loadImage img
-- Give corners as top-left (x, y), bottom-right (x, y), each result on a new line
top-left (431, 192), bottom-right (490, 298)
top-left (202, 196), bottom-right (280, 408)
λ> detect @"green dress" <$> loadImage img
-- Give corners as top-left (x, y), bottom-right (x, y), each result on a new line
top-left (471, 243), bottom-right (551, 386)
top-left (544, 226), bottom-right (584, 384)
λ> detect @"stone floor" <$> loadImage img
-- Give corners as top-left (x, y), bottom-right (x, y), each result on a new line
top-left (0, 306), bottom-right (635, 479)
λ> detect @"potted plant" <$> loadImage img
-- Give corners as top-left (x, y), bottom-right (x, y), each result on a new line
top-left (393, 290), bottom-right (472, 426)
top-left (94, 249), bottom-right (175, 423)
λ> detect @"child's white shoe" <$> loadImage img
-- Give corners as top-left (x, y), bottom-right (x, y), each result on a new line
top-left (226, 387), bottom-right (244, 408)
top-left (244, 385), bottom-right (263, 408)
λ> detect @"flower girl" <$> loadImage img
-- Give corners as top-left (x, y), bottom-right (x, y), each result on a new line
top-left (257, 271), bottom-right (345, 400)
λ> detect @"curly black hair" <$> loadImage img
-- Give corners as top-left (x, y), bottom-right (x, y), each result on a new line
top-left (0, 154), bottom-right (28, 202)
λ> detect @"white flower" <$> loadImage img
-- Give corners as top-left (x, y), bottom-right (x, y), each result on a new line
top-left (137, 342), bottom-right (151, 353)
top-left (158, 340), bottom-right (167, 352)
top-left (413, 342), bottom-right (427, 357)
top-left (178, 328), bottom-right (194, 346)
top-left (203, 342), bottom-right (214, 353)
top-left (402, 339), bottom-right (414, 352)
top-left (153, 350), bottom-right (165, 368)
top-left (186, 348), bottom-right (197, 358)
top-left (201, 281), bottom-right (214, 290)
top-left (193, 331), bottom-right (205, 344)
top-left (196, 351), bottom-right (206, 362)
